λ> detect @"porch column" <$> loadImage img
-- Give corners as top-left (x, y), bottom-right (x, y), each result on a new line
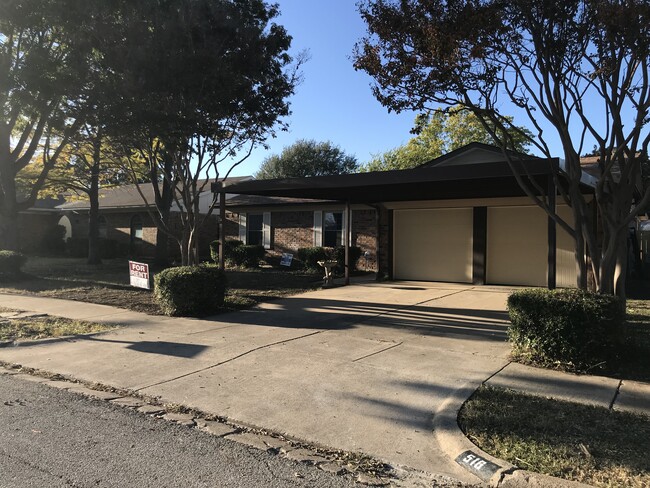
top-left (344, 200), bottom-right (351, 286)
top-left (472, 207), bottom-right (487, 285)
top-left (219, 190), bottom-right (226, 270)
top-left (547, 176), bottom-right (557, 289)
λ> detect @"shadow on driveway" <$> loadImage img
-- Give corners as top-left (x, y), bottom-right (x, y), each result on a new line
top-left (206, 297), bottom-right (509, 341)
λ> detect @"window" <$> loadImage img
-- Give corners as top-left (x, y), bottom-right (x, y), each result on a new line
top-left (98, 216), bottom-right (108, 239)
top-left (247, 214), bottom-right (263, 246)
top-left (130, 215), bottom-right (143, 243)
top-left (323, 212), bottom-right (343, 247)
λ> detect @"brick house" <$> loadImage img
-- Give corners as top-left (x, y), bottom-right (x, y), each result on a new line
top-left (50, 178), bottom-right (249, 259)
top-left (222, 195), bottom-right (380, 271)
top-left (217, 143), bottom-right (600, 288)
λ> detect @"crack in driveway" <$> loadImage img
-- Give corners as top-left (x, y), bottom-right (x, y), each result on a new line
top-left (135, 330), bottom-right (325, 391)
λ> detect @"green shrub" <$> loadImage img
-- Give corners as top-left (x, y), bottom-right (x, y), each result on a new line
top-left (296, 246), bottom-right (363, 272)
top-left (98, 238), bottom-right (129, 259)
top-left (154, 264), bottom-right (227, 317)
top-left (0, 251), bottom-right (27, 280)
top-left (67, 237), bottom-right (88, 258)
top-left (229, 245), bottom-right (266, 268)
top-left (333, 246), bottom-right (362, 272)
top-left (209, 239), bottom-right (244, 263)
top-left (39, 225), bottom-right (67, 256)
top-left (296, 247), bottom-right (330, 271)
top-left (507, 289), bottom-right (625, 370)
top-left (66, 238), bottom-right (128, 259)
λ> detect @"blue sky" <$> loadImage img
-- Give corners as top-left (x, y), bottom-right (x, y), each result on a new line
top-left (228, 0), bottom-right (420, 177)
top-left (226, 1), bottom-right (626, 178)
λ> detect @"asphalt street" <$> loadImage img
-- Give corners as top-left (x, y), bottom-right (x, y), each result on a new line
top-left (0, 374), bottom-right (357, 488)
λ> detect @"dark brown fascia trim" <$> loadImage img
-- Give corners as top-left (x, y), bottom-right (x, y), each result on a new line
top-left (219, 159), bottom-right (558, 197)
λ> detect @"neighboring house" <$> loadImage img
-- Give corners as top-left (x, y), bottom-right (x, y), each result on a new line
top-left (218, 143), bottom-right (599, 288)
top-left (52, 177), bottom-right (250, 258)
top-left (15, 196), bottom-right (67, 254)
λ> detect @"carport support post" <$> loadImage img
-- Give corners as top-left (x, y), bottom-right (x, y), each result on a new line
top-left (345, 200), bottom-right (351, 286)
top-left (547, 176), bottom-right (557, 289)
top-left (219, 190), bottom-right (226, 270)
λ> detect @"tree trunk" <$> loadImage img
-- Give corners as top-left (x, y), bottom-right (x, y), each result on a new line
top-left (0, 205), bottom-right (19, 251)
top-left (154, 158), bottom-right (174, 266)
top-left (180, 229), bottom-right (190, 266)
top-left (0, 154), bottom-right (19, 251)
top-left (87, 134), bottom-right (102, 265)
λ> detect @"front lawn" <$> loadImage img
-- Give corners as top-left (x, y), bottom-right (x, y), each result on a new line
top-left (0, 311), bottom-right (116, 342)
top-left (0, 257), bottom-right (321, 316)
top-left (459, 386), bottom-right (650, 488)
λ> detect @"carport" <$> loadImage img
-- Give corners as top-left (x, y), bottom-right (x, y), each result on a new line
top-left (214, 146), bottom-right (594, 288)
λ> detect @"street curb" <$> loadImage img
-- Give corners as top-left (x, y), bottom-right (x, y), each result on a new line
top-left (1, 364), bottom-right (463, 487)
top-left (432, 381), bottom-right (593, 488)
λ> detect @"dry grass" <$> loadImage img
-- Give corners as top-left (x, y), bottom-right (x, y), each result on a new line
top-left (0, 314), bottom-right (116, 342)
top-left (459, 386), bottom-right (650, 488)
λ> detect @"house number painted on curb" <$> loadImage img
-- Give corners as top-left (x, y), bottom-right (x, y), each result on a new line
top-left (455, 450), bottom-right (501, 482)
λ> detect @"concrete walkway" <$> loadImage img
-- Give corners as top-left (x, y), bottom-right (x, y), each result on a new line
top-left (0, 283), bottom-right (511, 483)
top-left (2, 284), bottom-right (649, 486)
top-left (487, 362), bottom-right (650, 417)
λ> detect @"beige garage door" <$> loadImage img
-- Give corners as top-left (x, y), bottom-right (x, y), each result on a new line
top-left (487, 205), bottom-right (577, 287)
top-left (393, 208), bottom-right (473, 282)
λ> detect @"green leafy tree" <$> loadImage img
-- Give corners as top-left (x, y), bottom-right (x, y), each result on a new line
top-left (0, 0), bottom-right (100, 251)
top-left (116, 0), bottom-right (301, 266)
top-left (364, 109), bottom-right (532, 172)
top-left (36, 127), bottom-right (149, 264)
top-left (354, 0), bottom-right (650, 298)
top-left (256, 139), bottom-right (359, 179)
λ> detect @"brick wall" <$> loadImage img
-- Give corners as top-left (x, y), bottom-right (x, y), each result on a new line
top-left (17, 213), bottom-right (60, 253)
top-left (225, 208), bottom-right (380, 272)
top-left (378, 208), bottom-right (391, 277)
top-left (271, 211), bottom-right (314, 253)
top-left (352, 209), bottom-right (378, 271)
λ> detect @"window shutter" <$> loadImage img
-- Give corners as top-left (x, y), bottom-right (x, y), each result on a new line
top-left (313, 211), bottom-right (323, 246)
top-left (262, 212), bottom-right (271, 249)
top-left (238, 213), bottom-right (247, 244)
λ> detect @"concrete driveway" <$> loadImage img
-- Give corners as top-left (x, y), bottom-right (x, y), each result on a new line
top-left (0, 282), bottom-right (511, 481)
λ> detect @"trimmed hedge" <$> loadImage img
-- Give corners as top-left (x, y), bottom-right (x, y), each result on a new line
top-left (154, 264), bottom-right (227, 317)
top-left (210, 239), bottom-right (265, 268)
top-left (39, 225), bottom-right (67, 256)
top-left (296, 246), bottom-right (362, 272)
top-left (507, 289), bottom-right (625, 370)
top-left (296, 247), bottom-right (330, 271)
top-left (333, 246), bottom-right (363, 272)
top-left (67, 238), bottom-right (128, 259)
top-left (0, 250), bottom-right (27, 280)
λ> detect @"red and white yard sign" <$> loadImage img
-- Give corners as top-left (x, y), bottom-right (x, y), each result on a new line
top-left (129, 261), bottom-right (150, 289)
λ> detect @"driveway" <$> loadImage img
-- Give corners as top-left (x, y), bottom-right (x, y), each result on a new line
top-left (0, 282), bottom-right (511, 481)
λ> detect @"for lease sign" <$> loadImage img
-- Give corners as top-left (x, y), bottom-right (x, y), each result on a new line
top-left (129, 261), bottom-right (150, 289)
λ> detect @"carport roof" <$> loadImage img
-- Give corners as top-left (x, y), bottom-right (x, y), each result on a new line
top-left (218, 158), bottom-right (565, 204)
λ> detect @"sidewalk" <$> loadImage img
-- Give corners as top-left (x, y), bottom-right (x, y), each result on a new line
top-left (2, 290), bottom-right (648, 488)
top-left (486, 362), bottom-right (650, 417)
top-left (0, 286), bottom-right (512, 485)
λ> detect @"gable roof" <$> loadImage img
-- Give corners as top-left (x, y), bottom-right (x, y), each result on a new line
top-left (417, 142), bottom-right (539, 168)
top-left (57, 176), bottom-right (251, 211)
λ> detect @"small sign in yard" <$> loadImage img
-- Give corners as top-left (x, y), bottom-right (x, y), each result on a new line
top-left (129, 261), bottom-right (150, 290)
top-left (280, 253), bottom-right (293, 267)
top-left (455, 450), bottom-right (501, 482)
